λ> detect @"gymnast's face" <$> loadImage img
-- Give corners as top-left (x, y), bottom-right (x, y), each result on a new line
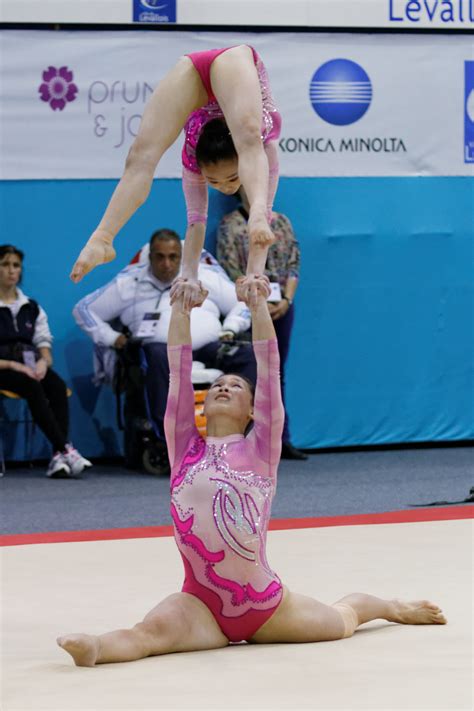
top-left (0, 253), bottom-right (22, 289)
top-left (204, 374), bottom-right (254, 429)
top-left (200, 158), bottom-right (241, 195)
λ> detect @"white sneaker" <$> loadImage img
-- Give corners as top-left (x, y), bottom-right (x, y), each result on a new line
top-left (46, 452), bottom-right (71, 478)
top-left (63, 443), bottom-right (92, 476)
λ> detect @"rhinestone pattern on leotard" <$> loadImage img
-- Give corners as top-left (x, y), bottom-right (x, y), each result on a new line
top-left (182, 54), bottom-right (280, 174)
top-left (171, 440), bottom-right (281, 609)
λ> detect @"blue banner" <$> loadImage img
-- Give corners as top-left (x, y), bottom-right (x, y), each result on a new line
top-left (133, 0), bottom-right (176, 23)
top-left (465, 61), bottom-right (474, 163)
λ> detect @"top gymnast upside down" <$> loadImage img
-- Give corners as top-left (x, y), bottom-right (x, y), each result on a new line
top-left (58, 278), bottom-right (446, 667)
top-left (70, 45), bottom-right (281, 307)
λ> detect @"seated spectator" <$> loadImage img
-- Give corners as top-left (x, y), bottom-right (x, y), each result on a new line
top-left (73, 229), bottom-right (256, 464)
top-left (128, 241), bottom-right (228, 278)
top-left (0, 245), bottom-right (91, 477)
top-left (217, 189), bottom-right (307, 460)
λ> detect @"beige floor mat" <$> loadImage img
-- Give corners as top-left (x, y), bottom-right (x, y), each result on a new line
top-left (2, 519), bottom-right (472, 711)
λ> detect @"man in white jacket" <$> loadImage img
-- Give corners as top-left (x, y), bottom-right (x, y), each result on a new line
top-left (73, 228), bottom-right (255, 443)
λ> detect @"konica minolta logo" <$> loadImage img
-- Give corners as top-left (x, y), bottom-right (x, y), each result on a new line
top-left (309, 59), bottom-right (372, 126)
top-left (281, 57), bottom-right (406, 157)
top-left (389, 0), bottom-right (474, 25)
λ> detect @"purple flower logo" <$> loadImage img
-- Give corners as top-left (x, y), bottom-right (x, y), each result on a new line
top-left (39, 66), bottom-right (78, 111)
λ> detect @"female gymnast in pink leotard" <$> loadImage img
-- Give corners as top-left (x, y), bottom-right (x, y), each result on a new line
top-left (70, 46), bottom-right (281, 307)
top-left (57, 280), bottom-right (446, 667)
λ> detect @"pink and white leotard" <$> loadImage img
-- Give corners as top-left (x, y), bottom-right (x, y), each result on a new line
top-left (165, 338), bottom-right (285, 642)
top-left (181, 46), bottom-right (282, 226)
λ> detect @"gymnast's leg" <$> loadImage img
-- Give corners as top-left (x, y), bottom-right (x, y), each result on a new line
top-left (70, 57), bottom-right (207, 282)
top-left (210, 45), bottom-right (274, 253)
top-left (249, 588), bottom-right (447, 644)
top-left (57, 592), bottom-right (229, 666)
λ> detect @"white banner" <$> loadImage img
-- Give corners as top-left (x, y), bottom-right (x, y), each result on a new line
top-left (1, 1), bottom-right (473, 29)
top-left (0, 30), bottom-right (473, 179)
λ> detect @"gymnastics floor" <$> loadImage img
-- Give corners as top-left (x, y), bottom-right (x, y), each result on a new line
top-left (2, 508), bottom-right (472, 711)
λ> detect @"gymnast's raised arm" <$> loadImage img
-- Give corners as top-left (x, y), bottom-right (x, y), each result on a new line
top-left (241, 278), bottom-right (285, 475)
top-left (164, 284), bottom-right (208, 469)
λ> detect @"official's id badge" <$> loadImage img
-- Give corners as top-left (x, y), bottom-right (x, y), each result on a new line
top-left (267, 282), bottom-right (282, 303)
top-left (137, 312), bottom-right (161, 337)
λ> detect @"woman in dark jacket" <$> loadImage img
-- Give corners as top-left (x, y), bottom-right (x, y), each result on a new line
top-left (0, 245), bottom-right (91, 477)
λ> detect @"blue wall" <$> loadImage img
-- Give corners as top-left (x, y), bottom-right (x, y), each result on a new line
top-left (1, 176), bottom-right (473, 457)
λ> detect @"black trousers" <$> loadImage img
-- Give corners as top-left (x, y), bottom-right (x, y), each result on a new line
top-left (0, 368), bottom-right (68, 453)
top-left (142, 340), bottom-right (257, 440)
top-left (273, 303), bottom-right (295, 443)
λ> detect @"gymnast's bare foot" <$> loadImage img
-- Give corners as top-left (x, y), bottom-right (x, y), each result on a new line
top-left (390, 600), bottom-right (447, 625)
top-left (70, 229), bottom-right (116, 283)
top-left (248, 208), bottom-right (275, 248)
top-left (57, 633), bottom-right (100, 666)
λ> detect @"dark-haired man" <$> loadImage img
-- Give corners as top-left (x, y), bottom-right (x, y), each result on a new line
top-left (74, 229), bottom-right (256, 452)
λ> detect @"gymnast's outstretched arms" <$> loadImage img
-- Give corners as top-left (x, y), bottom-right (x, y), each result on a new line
top-left (165, 283), bottom-right (208, 468)
top-left (169, 169), bottom-right (208, 310)
top-left (245, 279), bottom-right (285, 473)
top-left (246, 276), bottom-right (278, 341)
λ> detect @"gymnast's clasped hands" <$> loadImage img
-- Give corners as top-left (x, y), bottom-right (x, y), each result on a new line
top-left (169, 272), bottom-right (271, 313)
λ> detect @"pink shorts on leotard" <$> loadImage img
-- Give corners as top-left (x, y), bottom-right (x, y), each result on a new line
top-left (181, 555), bottom-right (281, 642)
top-left (186, 47), bottom-right (232, 103)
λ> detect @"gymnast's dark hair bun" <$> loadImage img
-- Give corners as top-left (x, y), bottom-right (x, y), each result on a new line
top-left (195, 118), bottom-right (237, 166)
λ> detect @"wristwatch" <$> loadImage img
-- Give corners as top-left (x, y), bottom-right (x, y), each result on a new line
top-left (283, 296), bottom-right (293, 306)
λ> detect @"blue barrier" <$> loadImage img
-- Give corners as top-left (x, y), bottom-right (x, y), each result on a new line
top-left (0, 175), bottom-right (472, 456)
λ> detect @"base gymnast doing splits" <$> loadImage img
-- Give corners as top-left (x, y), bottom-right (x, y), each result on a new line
top-left (58, 278), bottom-right (446, 667)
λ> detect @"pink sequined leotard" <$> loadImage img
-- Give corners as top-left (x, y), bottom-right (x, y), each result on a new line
top-left (164, 338), bottom-right (285, 642)
top-left (182, 46), bottom-right (282, 226)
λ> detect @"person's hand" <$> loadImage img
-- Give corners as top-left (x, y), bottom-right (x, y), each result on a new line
top-left (35, 358), bottom-right (48, 381)
top-left (219, 330), bottom-right (235, 342)
top-left (114, 334), bottom-right (128, 350)
top-left (170, 277), bottom-right (208, 312)
top-left (236, 274), bottom-right (270, 309)
top-left (10, 360), bottom-right (37, 380)
top-left (70, 229), bottom-right (116, 283)
top-left (248, 210), bottom-right (276, 247)
top-left (171, 290), bottom-right (193, 317)
top-left (268, 299), bottom-right (290, 321)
